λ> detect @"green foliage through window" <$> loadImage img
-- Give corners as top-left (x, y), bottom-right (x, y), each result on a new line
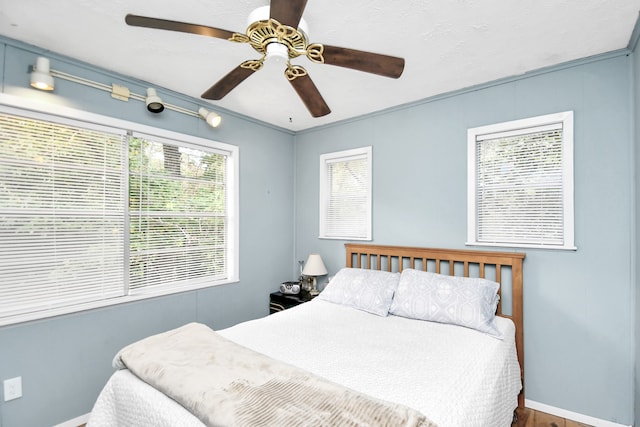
top-left (467, 111), bottom-right (575, 250)
top-left (128, 137), bottom-right (228, 289)
top-left (0, 108), bottom-right (235, 325)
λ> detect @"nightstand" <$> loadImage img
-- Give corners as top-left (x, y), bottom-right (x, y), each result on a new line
top-left (269, 291), bottom-right (314, 314)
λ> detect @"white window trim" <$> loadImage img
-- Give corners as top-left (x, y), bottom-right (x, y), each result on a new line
top-left (467, 111), bottom-right (576, 251)
top-left (0, 93), bottom-right (239, 326)
top-left (319, 146), bottom-right (372, 241)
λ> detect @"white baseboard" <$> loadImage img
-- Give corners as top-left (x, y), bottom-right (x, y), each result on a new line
top-left (52, 413), bottom-right (90, 427)
top-left (525, 399), bottom-right (632, 427)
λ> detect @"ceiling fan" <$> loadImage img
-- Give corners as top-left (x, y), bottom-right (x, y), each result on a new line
top-left (125, 0), bottom-right (405, 118)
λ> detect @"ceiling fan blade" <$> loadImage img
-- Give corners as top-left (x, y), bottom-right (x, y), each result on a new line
top-left (269, 0), bottom-right (308, 28)
top-left (288, 73), bottom-right (331, 118)
top-left (201, 65), bottom-right (257, 100)
top-left (125, 14), bottom-right (236, 40)
top-left (321, 45), bottom-right (405, 79)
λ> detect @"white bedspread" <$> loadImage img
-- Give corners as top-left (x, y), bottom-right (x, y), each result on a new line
top-left (88, 299), bottom-right (521, 427)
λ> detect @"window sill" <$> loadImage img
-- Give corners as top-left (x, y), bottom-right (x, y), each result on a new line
top-left (465, 241), bottom-right (577, 251)
top-left (0, 279), bottom-right (238, 327)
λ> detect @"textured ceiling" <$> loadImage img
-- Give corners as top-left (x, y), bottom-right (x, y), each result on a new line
top-left (0, 0), bottom-right (639, 131)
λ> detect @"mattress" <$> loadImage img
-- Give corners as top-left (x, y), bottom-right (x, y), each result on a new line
top-left (88, 298), bottom-right (521, 427)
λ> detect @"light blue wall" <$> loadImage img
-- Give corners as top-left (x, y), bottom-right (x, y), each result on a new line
top-left (1, 32), bottom-right (638, 427)
top-left (295, 55), bottom-right (635, 424)
top-left (0, 39), bottom-right (295, 426)
top-left (634, 25), bottom-right (640, 427)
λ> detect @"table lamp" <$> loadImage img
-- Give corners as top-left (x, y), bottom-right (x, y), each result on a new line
top-left (302, 253), bottom-right (328, 296)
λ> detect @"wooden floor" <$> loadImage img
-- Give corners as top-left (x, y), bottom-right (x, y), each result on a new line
top-left (513, 407), bottom-right (593, 427)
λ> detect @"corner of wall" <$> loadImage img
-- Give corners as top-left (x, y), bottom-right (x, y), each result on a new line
top-left (630, 11), bottom-right (640, 427)
top-left (628, 12), bottom-right (640, 52)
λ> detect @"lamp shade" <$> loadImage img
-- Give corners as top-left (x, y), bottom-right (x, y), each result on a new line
top-left (302, 253), bottom-right (327, 276)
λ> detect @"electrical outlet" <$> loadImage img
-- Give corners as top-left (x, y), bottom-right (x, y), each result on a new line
top-left (3, 376), bottom-right (22, 401)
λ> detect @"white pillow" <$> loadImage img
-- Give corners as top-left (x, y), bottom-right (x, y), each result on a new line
top-left (318, 268), bottom-right (400, 316)
top-left (389, 269), bottom-right (503, 338)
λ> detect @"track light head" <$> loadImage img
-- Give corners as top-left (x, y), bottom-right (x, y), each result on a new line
top-left (30, 57), bottom-right (55, 91)
top-left (145, 88), bottom-right (164, 113)
top-left (198, 107), bottom-right (222, 128)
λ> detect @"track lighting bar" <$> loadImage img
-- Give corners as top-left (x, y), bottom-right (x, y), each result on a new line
top-left (29, 57), bottom-right (221, 128)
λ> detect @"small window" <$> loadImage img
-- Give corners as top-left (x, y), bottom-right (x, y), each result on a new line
top-left (467, 111), bottom-right (575, 250)
top-left (319, 146), bottom-right (372, 240)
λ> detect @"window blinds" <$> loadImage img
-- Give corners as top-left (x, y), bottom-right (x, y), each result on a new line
top-left (321, 148), bottom-right (371, 240)
top-left (475, 123), bottom-right (565, 246)
top-left (0, 108), bottom-right (235, 325)
top-left (0, 112), bottom-right (127, 320)
top-left (128, 133), bottom-right (228, 292)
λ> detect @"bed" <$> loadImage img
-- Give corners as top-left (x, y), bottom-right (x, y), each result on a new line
top-left (87, 243), bottom-right (525, 427)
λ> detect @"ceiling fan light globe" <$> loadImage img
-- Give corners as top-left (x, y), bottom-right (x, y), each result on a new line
top-left (266, 42), bottom-right (289, 63)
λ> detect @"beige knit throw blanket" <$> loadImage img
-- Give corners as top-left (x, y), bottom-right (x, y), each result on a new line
top-left (114, 322), bottom-right (436, 427)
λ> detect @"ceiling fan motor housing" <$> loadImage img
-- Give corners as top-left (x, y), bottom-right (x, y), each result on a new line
top-left (244, 18), bottom-right (309, 60)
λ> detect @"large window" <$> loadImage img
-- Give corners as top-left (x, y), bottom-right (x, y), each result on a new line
top-left (0, 101), bottom-right (238, 325)
top-left (319, 146), bottom-right (372, 240)
top-left (467, 111), bottom-right (575, 250)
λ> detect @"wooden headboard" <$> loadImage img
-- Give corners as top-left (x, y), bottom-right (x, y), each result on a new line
top-left (345, 243), bottom-right (525, 408)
